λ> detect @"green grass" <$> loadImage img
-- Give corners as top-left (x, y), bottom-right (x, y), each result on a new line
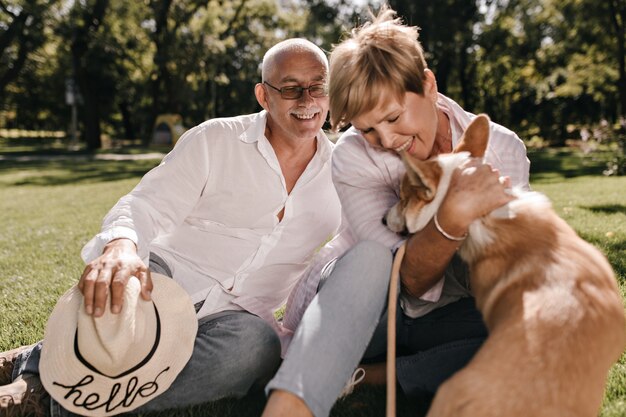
top-left (0, 147), bottom-right (625, 416)
top-left (0, 136), bottom-right (170, 156)
top-left (527, 149), bottom-right (626, 417)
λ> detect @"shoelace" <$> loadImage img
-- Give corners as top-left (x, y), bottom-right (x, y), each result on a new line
top-left (338, 367), bottom-right (366, 398)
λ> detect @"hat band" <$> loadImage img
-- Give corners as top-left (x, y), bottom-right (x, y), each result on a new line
top-left (73, 303), bottom-right (162, 379)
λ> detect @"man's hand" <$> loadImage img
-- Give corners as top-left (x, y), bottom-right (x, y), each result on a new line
top-left (78, 238), bottom-right (153, 317)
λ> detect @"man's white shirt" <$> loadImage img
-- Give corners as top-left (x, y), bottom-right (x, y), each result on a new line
top-left (82, 111), bottom-right (341, 353)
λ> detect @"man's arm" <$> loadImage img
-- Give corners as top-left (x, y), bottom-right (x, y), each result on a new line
top-left (78, 124), bottom-right (211, 317)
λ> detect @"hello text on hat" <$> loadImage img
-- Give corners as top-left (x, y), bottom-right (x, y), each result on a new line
top-left (40, 273), bottom-right (197, 417)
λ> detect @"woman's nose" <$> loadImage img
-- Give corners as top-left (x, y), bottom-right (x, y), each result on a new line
top-left (378, 129), bottom-right (396, 149)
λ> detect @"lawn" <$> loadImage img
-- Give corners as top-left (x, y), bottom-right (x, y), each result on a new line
top-left (0, 146), bottom-right (624, 416)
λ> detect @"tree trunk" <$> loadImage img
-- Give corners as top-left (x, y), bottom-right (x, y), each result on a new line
top-left (81, 81), bottom-right (102, 150)
top-left (609, 0), bottom-right (626, 117)
top-left (119, 100), bottom-right (136, 140)
top-left (70, 0), bottom-right (109, 150)
top-left (458, 39), bottom-right (474, 110)
top-left (147, 0), bottom-right (174, 144)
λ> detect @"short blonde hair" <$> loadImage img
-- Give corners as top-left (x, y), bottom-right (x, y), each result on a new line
top-left (329, 5), bottom-right (428, 131)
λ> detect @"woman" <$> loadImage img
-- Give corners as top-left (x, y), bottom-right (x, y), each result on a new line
top-left (263, 5), bottom-right (530, 417)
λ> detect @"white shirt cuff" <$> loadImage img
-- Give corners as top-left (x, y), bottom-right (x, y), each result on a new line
top-left (81, 227), bottom-right (139, 264)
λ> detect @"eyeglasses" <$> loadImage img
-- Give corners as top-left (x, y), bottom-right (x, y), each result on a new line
top-left (263, 81), bottom-right (328, 100)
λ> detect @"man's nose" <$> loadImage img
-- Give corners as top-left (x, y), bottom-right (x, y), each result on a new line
top-left (298, 89), bottom-right (315, 105)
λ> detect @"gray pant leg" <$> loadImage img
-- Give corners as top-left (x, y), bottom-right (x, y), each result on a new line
top-left (266, 241), bottom-right (393, 417)
top-left (11, 342), bottom-right (42, 380)
top-left (43, 311), bottom-right (280, 417)
top-left (14, 255), bottom-right (280, 416)
top-left (137, 310), bottom-right (281, 412)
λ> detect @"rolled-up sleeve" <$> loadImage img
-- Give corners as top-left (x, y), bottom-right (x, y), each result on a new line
top-left (332, 137), bottom-right (405, 249)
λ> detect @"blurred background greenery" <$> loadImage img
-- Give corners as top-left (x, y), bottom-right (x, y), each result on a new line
top-left (1, 0), bottom-right (625, 170)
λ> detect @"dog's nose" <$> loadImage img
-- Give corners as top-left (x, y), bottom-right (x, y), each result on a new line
top-left (382, 216), bottom-right (409, 236)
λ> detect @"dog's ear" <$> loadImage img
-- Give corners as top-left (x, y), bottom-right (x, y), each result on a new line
top-left (454, 114), bottom-right (490, 157)
top-left (401, 153), bottom-right (441, 201)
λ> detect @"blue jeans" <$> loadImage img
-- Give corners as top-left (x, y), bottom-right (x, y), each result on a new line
top-left (267, 241), bottom-right (487, 417)
top-left (13, 257), bottom-right (282, 416)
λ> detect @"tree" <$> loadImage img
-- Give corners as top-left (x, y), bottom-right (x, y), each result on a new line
top-left (388, 0), bottom-right (481, 108)
top-left (54, 0), bottom-right (111, 150)
top-left (103, 0), bottom-right (156, 141)
top-left (0, 0), bottom-right (57, 95)
top-left (607, 0), bottom-right (626, 117)
top-left (475, 0), bottom-right (623, 142)
top-left (146, 0), bottom-right (210, 131)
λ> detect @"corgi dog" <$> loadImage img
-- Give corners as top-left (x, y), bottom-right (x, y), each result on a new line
top-left (385, 115), bottom-right (626, 417)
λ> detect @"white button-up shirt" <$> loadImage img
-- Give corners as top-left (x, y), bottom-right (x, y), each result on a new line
top-left (283, 94), bottom-right (530, 335)
top-left (82, 111), bottom-right (341, 352)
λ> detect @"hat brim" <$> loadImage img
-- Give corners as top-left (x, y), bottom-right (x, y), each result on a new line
top-left (40, 273), bottom-right (197, 417)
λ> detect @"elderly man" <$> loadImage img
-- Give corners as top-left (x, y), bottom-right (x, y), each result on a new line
top-left (0, 38), bottom-right (340, 416)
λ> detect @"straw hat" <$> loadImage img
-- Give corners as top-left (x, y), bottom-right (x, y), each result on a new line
top-left (40, 273), bottom-right (197, 416)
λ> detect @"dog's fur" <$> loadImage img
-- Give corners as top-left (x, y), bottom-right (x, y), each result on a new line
top-left (385, 115), bottom-right (626, 417)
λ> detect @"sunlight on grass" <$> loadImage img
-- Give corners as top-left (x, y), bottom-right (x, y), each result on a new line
top-left (531, 176), bottom-right (626, 279)
top-left (0, 160), bottom-right (156, 349)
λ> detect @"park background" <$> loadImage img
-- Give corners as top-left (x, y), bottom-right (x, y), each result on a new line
top-left (1, 0), bottom-right (626, 416)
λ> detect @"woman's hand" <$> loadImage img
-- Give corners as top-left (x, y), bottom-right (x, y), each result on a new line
top-left (436, 158), bottom-right (514, 235)
top-left (400, 158), bottom-right (514, 298)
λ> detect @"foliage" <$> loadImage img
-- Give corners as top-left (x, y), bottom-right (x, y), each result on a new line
top-left (388, 0), bottom-right (481, 109)
top-left (470, 0), bottom-right (625, 144)
top-left (0, 0), bottom-right (64, 129)
top-left (579, 119), bottom-right (626, 176)
top-left (1, 0), bottom-right (355, 146)
top-left (0, 0), bottom-right (625, 157)
top-left (0, 0), bottom-right (60, 94)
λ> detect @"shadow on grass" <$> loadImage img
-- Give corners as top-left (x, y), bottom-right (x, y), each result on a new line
top-left (332, 385), bottom-right (431, 417)
top-left (579, 231), bottom-right (626, 280)
top-left (0, 159), bottom-right (160, 186)
top-left (0, 145), bottom-right (609, 187)
top-left (141, 385), bottom-right (430, 417)
top-left (581, 204), bottom-right (626, 215)
top-left (528, 148), bottom-right (608, 183)
top-left (577, 204), bottom-right (626, 278)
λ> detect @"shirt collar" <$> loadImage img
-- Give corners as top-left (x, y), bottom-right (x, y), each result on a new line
top-left (238, 111), bottom-right (268, 144)
top-left (436, 93), bottom-right (473, 148)
top-left (238, 110), bottom-right (333, 161)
